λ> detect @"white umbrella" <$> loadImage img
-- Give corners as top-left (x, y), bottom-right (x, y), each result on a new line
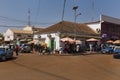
top-left (106, 40), bottom-right (113, 43)
top-left (61, 37), bottom-right (75, 43)
top-left (75, 40), bottom-right (82, 44)
top-left (113, 40), bottom-right (120, 44)
top-left (86, 38), bottom-right (98, 42)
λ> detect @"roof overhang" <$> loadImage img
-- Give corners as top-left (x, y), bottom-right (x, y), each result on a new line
top-left (101, 14), bottom-right (120, 25)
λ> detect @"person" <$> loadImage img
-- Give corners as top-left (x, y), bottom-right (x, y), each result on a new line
top-left (89, 44), bottom-right (93, 53)
top-left (76, 44), bottom-right (80, 53)
top-left (15, 45), bottom-right (19, 56)
top-left (59, 47), bottom-right (63, 54)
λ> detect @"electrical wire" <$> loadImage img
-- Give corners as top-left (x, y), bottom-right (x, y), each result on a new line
top-left (0, 16), bottom-right (27, 23)
top-left (0, 15), bottom-right (56, 26)
top-left (0, 25), bottom-right (24, 28)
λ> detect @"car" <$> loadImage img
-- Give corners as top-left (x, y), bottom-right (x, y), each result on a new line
top-left (19, 44), bottom-right (31, 53)
top-left (113, 47), bottom-right (120, 59)
top-left (101, 46), bottom-right (114, 54)
top-left (0, 46), bottom-right (13, 61)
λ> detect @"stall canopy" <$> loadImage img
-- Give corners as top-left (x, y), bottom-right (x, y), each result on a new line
top-left (86, 38), bottom-right (98, 42)
top-left (106, 40), bottom-right (113, 43)
top-left (61, 37), bottom-right (82, 44)
top-left (61, 37), bottom-right (75, 43)
top-left (75, 40), bottom-right (82, 44)
top-left (113, 40), bottom-right (120, 44)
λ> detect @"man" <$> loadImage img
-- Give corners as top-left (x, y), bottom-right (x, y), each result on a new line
top-left (15, 45), bottom-right (19, 56)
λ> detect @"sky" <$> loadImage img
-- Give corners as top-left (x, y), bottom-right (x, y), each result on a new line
top-left (0, 0), bottom-right (120, 34)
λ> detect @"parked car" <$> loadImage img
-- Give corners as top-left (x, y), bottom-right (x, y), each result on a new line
top-left (0, 46), bottom-right (13, 61)
top-left (101, 46), bottom-right (114, 54)
top-left (113, 47), bottom-right (120, 59)
top-left (20, 44), bottom-right (31, 53)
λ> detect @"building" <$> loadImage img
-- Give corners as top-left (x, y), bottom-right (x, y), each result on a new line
top-left (34, 21), bottom-right (99, 51)
top-left (101, 15), bottom-right (120, 40)
top-left (3, 25), bottom-right (44, 44)
top-left (4, 29), bottom-right (33, 44)
top-left (23, 26), bottom-right (44, 33)
top-left (85, 21), bottom-right (101, 34)
top-left (85, 14), bottom-right (120, 40)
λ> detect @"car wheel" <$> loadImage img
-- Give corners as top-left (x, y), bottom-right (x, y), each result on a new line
top-left (1, 56), bottom-right (6, 61)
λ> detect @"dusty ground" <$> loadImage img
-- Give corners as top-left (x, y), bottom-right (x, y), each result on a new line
top-left (0, 53), bottom-right (120, 80)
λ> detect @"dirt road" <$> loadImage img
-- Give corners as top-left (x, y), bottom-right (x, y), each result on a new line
top-left (0, 53), bottom-right (120, 80)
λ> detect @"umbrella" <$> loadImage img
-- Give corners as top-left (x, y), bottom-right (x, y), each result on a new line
top-left (61, 37), bottom-right (75, 43)
top-left (106, 40), bottom-right (113, 43)
top-left (75, 40), bottom-right (82, 44)
top-left (28, 40), bottom-right (38, 44)
top-left (86, 38), bottom-right (98, 42)
top-left (20, 39), bottom-right (27, 42)
top-left (113, 40), bottom-right (120, 44)
top-left (41, 42), bottom-right (47, 47)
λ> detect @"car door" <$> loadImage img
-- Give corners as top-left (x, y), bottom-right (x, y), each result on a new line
top-left (5, 48), bottom-right (13, 58)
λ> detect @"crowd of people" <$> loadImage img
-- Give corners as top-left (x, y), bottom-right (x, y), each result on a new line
top-left (59, 42), bottom-right (85, 54)
top-left (7, 39), bottom-right (109, 56)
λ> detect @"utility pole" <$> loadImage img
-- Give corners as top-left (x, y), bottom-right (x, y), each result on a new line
top-left (61, 0), bottom-right (66, 21)
top-left (73, 6), bottom-right (78, 23)
top-left (73, 6), bottom-right (78, 40)
top-left (73, 6), bottom-right (81, 40)
top-left (91, 0), bottom-right (94, 21)
top-left (28, 8), bottom-right (31, 26)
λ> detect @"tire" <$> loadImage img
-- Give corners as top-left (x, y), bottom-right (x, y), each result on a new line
top-left (1, 56), bottom-right (6, 61)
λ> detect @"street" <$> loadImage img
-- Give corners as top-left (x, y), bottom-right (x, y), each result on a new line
top-left (0, 53), bottom-right (120, 80)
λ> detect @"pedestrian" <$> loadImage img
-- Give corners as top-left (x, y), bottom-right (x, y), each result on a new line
top-left (15, 45), bottom-right (19, 56)
top-left (76, 44), bottom-right (80, 53)
top-left (89, 44), bottom-right (93, 53)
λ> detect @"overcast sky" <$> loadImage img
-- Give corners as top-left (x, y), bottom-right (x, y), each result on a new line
top-left (0, 0), bottom-right (120, 33)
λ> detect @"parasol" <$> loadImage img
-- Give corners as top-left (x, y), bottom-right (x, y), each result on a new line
top-left (113, 40), bottom-right (120, 44)
top-left (86, 38), bottom-right (98, 42)
top-left (61, 37), bottom-right (75, 43)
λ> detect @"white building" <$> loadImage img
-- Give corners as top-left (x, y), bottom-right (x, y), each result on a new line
top-left (34, 21), bottom-right (99, 51)
top-left (3, 25), bottom-right (44, 42)
top-left (85, 21), bottom-right (101, 34)
top-left (4, 28), bottom-right (33, 43)
top-left (23, 26), bottom-right (33, 31)
top-left (34, 32), bottom-right (60, 51)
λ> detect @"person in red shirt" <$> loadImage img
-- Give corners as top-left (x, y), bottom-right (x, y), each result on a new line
top-left (15, 45), bottom-right (19, 56)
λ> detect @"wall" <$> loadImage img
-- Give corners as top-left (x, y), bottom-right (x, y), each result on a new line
top-left (34, 32), bottom-right (60, 51)
top-left (4, 29), bottom-right (14, 41)
top-left (87, 22), bottom-right (101, 33)
top-left (101, 22), bottom-right (120, 40)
